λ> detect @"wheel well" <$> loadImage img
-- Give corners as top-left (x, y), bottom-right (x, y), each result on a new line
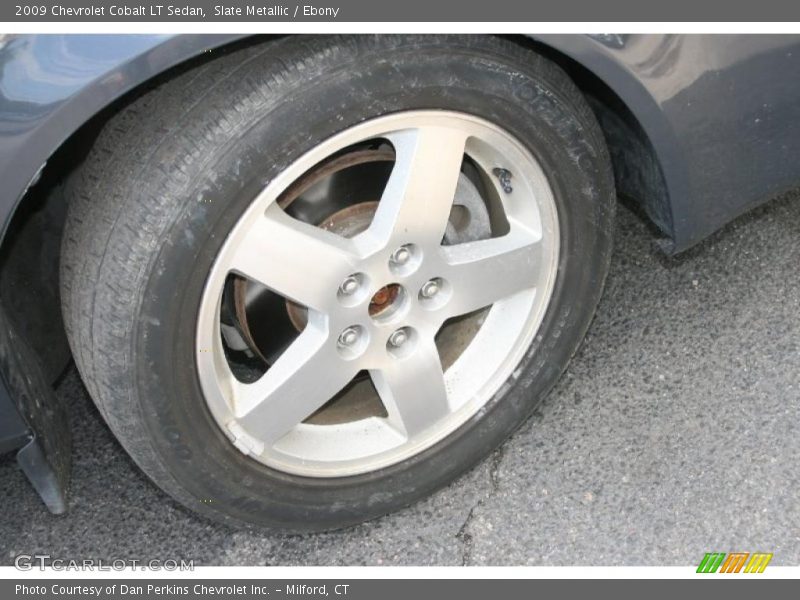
top-left (0, 33), bottom-right (672, 385)
top-left (506, 36), bottom-right (674, 242)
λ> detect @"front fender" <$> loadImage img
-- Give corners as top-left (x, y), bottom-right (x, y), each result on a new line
top-left (0, 34), bottom-right (247, 242)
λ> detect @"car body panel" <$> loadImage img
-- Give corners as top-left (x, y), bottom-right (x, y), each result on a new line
top-left (0, 34), bottom-right (243, 240)
top-left (535, 34), bottom-right (800, 251)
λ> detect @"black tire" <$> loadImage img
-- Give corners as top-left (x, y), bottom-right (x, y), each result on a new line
top-left (60, 35), bottom-right (615, 531)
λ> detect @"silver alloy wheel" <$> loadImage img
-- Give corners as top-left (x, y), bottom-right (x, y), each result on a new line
top-left (196, 111), bottom-right (560, 477)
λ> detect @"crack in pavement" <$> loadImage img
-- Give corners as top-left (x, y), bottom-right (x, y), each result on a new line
top-left (455, 444), bottom-right (507, 566)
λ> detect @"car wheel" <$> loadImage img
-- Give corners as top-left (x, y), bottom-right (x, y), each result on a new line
top-left (60, 35), bottom-right (614, 530)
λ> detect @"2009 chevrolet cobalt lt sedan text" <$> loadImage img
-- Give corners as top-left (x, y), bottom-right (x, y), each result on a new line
top-left (1, 34), bottom-right (798, 530)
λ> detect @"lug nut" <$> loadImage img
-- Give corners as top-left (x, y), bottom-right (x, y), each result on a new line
top-left (390, 246), bottom-right (411, 266)
top-left (388, 329), bottom-right (408, 348)
top-left (420, 279), bottom-right (440, 299)
top-left (339, 275), bottom-right (360, 295)
top-left (338, 327), bottom-right (360, 347)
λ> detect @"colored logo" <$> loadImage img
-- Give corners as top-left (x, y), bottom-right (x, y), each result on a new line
top-left (696, 552), bottom-right (773, 573)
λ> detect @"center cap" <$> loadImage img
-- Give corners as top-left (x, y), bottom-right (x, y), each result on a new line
top-left (369, 283), bottom-right (402, 317)
top-left (369, 283), bottom-right (408, 324)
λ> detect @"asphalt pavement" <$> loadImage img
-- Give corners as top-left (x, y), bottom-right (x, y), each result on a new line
top-left (1, 192), bottom-right (799, 566)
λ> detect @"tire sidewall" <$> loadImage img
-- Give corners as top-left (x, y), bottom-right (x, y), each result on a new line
top-left (131, 36), bottom-right (614, 530)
